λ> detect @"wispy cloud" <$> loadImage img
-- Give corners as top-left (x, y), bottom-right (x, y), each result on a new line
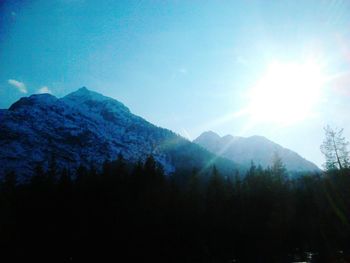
top-left (37, 86), bottom-right (52, 94)
top-left (8, 79), bottom-right (27, 93)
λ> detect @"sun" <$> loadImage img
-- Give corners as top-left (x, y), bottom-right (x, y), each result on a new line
top-left (246, 60), bottom-right (324, 125)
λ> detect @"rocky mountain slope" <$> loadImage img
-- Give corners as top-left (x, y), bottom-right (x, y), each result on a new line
top-left (0, 87), bottom-right (237, 178)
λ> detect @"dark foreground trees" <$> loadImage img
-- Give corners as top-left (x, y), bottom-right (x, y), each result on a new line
top-left (0, 156), bottom-right (350, 262)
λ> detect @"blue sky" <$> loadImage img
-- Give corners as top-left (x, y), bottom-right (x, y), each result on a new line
top-left (1, 0), bottom-right (350, 167)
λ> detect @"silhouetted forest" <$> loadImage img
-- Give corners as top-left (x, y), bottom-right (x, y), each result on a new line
top-left (1, 155), bottom-right (350, 262)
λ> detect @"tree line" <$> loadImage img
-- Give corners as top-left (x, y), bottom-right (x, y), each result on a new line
top-left (0, 152), bottom-right (350, 262)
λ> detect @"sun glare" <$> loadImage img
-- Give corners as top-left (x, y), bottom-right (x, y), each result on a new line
top-left (246, 60), bottom-right (324, 125)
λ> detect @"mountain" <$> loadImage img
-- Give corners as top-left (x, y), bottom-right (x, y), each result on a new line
top-left (0, 87), bottom-right (238, 178)
top-left (194, 131), bottom-right (320, 173)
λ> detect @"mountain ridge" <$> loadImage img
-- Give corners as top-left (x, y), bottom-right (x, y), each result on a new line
top-left (0, 87), bottom-right (239, 178)
top-left (194, 131), bottom-right (320, 173)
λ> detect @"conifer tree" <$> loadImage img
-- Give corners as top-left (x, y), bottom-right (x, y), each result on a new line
top-left (320, 125), bottom-right (350, 170)
top-left (271, 152), bottom-right (287, 183)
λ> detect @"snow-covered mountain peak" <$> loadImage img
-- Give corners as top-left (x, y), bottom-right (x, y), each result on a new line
top-left (196, 131), bottom-right (221, 141)
top-left (0, 88), bottom-right (239, 178)
top-left (194, 131), bottom-right (320, 173)
top-left (247, 135), bottom-right (271, 143)
top-left (64, 86), bottom-right (105, 101)
top-left (62, 87), bottom-right (130, 115)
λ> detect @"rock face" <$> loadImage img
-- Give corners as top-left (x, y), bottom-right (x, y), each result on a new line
top-left (194, 131), bottom-right (320, 173)
top-left (0, 87), bottom-right (237, 178)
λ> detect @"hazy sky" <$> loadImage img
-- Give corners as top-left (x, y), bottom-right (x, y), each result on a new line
top-left (1, 0), bottom-right (350, 167)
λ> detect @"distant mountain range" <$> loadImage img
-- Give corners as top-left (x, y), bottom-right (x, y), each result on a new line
top-left (0, 87), bottom-right (319, 179)
top-left (0, 87), bottom-right (237, 178)
top-left (194, 131), bottom-right (320, 173)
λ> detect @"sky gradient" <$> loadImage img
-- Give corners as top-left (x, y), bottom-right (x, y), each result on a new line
top-left (1, 0), bottom-right (350, 167)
